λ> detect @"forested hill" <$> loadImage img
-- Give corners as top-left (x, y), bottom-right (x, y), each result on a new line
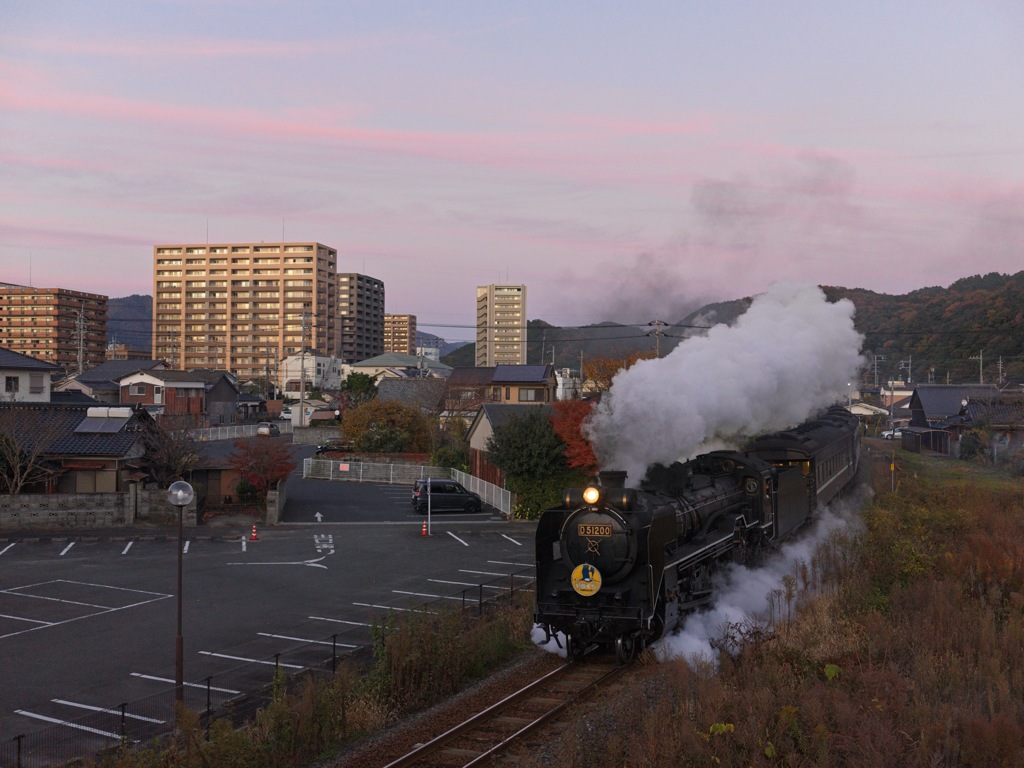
top-left (824, 271), bottom-right (1024, 385)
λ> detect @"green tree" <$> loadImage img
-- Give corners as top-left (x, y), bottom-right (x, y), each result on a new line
top-left (485, 410), bottom-right (567, 480)
top-left (338, 372), bottom-right (378, 410)
top-left (343, 400), bottom-right (431, 453)
top-left (432, 417), bottom-right (469, 470)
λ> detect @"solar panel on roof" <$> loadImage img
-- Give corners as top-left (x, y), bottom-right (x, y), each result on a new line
top-left (75, 417), bottom-right (130, 434)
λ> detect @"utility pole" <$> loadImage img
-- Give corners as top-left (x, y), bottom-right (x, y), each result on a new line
top-left (300, 313), bottom-right (308, 427)
top-left (970, 351), bottom-right (984, 384)
top-left (76, 301), bottom-right (86, 375)
top-left (899, 355), bottom-right (913, 384)
top-left (647, 320), bottom-right (667, 357)
top-left (873, 355), bottom-right (886, 387)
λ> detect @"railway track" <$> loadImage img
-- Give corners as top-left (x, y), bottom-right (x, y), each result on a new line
top-left (382, 654), bottom-right (625, 768)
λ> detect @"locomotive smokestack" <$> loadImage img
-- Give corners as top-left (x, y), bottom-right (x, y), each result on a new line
top-left (599, 470), bottom-right (628, 489)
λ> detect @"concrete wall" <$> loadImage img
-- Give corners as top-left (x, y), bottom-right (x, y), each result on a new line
top-left (0, 486), bottom-right (198, 530)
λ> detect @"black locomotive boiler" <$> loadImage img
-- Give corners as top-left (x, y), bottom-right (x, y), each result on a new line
top-left (534, 406), bottom-right (862, 663)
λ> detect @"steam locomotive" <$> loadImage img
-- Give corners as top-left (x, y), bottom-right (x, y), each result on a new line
top-left (534, 406), bottom-right (861, 663)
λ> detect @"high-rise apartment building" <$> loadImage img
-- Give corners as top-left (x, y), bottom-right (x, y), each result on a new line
top-left (152, 242), bottom-right (337, 381)
top-left (0, 283), bottom-right (108, 373)
top-left (338, 273), bottom-right (384, 363)
top-left (384, 314), bottom-right (417, 355)
top-left (476, 284), bottom-right (527, 366)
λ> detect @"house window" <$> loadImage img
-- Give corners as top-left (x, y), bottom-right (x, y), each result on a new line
top-left (518, 388), bottom-right (541, 402)
top-left (131, 384), bottom-right (146, 396)
top-left (5, 376), bottom-right (18, 393)
top-left (29, 373), bottom-right (44, 394)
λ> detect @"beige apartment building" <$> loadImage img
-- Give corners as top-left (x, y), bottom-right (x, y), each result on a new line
top-left (0, 283), bottom-right (108, 372)
top-left (338, 273), bottom-right (384, 364)
top-left (476, 284), bottom-right (527, 366)
top-left (152, 242), bottom-right (337, 382)
top-left (384, 313), bottom-right (417, 355)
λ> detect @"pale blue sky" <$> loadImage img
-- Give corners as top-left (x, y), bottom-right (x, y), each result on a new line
top-left (2, 1), bottom-right (1022, 338)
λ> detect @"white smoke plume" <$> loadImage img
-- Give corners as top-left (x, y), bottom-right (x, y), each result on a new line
top-left (655, 490), bottom-right (869, 665)
top-left (586, 282), bottom-right (863, 482)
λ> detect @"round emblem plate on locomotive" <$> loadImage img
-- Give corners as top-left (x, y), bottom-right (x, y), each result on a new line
top-left (570, 563), bottom-right (602, 596)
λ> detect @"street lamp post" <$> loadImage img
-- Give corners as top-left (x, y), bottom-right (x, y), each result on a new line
top-left (167, 480), bottom-right (195, 706)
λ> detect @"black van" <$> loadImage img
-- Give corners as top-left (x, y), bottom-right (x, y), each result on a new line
top-left (411, 479), bottom-right (482, 513)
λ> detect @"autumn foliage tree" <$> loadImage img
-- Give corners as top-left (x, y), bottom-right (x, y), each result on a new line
top-left (343, 400), bottom-right (432, 454)
top-left (583, 351), bottom-right (656, 393)
top-left (227, 437), bottom-right (298, 499)
top-left (550, 399), bottom-right (598, 474)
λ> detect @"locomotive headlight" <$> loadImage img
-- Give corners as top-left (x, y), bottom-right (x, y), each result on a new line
top-left (582, 486), bottom-right (602, 506)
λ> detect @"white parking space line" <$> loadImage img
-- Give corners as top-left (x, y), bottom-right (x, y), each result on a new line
top-left (198, 651), bottom-right (304, 669)
top-left (60, 542), bottom-right (75, 556)
top-left (459, 569), bottom-right (527, 577)
top-left (257, 632), bottom-right (358, 648)
top-left (1, 589), bottom-right (114, 610)
top-left (121, 541), bottom-right (133, 555)
top-left (183, 541), bottom-right (190, 554)
top-left (487, 560), bottom-right (531, 566)
top-left (52, 699), bottom-right (165, 724)
top-left (353, 602), bottom-right (438, 615)
top-left (393, 590), bottom-right (462, 601)
top-left (427, 579), bottom-right (509, 591)
top-left (130, 673), bottom-right (240, 694)
top-left (500, 534), bottom-right (523, 546)
top-left (308, 615), bottom-right (371, 627)
top-left (0, 543), bottom-right (14, 556)
top-left (447, 532), bottom-right (469, 546)
top-left (14, 711), bottom-right (124, 740)
top-left (0, 613), bottom-right (53, 626)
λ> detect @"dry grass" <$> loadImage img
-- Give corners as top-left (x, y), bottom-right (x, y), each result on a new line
top-left (515, 449), bottom-right (1024, 768)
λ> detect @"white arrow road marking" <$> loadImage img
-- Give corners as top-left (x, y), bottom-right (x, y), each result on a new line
top-left (226, 556), bottom-right (328, 569)
top-left (314, 511), bottom-right (323, 522)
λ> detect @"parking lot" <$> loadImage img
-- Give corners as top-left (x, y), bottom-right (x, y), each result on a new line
top-left (0, 478), bottom-right (536, 765)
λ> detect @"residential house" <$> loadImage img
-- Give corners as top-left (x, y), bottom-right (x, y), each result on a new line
top-left (903, 384), bottom-right (1002, 454)
top-left (0, 347), bottom-right (61, 403)
top-left (189, 369), bottom-right (242, 425)
top-left (0, 403), bottom-right (153, 493)
top-left (281, 349), bottom-right (344, 394)
top-left (54, 359), bottom-right (168, 404)
top-left (442, 365), bottom-right (557, 425)
top-left (345, 352), bottom-right (451, 382)
top-left (120, 370), bottom-right (207, 427)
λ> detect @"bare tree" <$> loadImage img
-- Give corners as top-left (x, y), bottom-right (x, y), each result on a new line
top-left (140, 415), bottom-right (200, 488)
top-left (0, 406), bottom-right (62, 495)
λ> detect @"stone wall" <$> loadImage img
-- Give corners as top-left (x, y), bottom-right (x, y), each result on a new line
top-left (0, 486), bottom-right (198, 530)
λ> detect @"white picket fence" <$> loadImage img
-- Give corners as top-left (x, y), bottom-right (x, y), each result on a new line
top-left (302, 458), bottom-right (512, 517)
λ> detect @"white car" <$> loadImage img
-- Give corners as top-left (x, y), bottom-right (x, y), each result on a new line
top-left (881, 427), bottom-right (904, 440)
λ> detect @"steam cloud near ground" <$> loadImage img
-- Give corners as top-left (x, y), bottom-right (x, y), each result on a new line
top-left (654, 489), bottom-right (869, 665)
top-left (585, 282), bottom-right (864, 483)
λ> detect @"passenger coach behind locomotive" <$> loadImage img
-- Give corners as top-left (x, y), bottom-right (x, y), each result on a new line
top-left (534, 407), bottom-right (861, 663)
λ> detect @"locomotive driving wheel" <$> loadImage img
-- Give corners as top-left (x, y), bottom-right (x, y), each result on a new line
top-left (615, 634), bottom-right (636, 664)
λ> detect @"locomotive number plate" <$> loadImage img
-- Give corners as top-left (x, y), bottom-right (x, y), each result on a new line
top-left (578, 524), bottom-right (612, 537)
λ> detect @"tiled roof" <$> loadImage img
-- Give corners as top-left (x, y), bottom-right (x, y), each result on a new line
top-left (0, 347), bottom-right (61, 371)
top-left (492, 364), bottom-right (553, 383)
top-left (0, 403), bottom-right (150, 457)
top-left (377, 378), bottom-right (447, 410)
top-left (913, 384), bottom-right (1001, 420)
top-left (447, 367), bottom-right (495, 387)
top-left (479, 403), bottom-right (554, 430)
top-left (352, 353), bottom-right (452, 371)
top-left (77, 359), bottom-right (165, 383)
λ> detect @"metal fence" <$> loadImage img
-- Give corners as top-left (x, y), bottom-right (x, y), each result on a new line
top-left (192, 421), bottom-right (294, 442)
top-left (301, 459), bottom-right (513, 517)
top-left (0, 567), bottom-right (534, 768)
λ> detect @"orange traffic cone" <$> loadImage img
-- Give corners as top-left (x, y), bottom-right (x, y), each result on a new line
top-left (250, 524), bottom-right (259, 541)
top-left (421, 519), bottom-right (428, 537)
